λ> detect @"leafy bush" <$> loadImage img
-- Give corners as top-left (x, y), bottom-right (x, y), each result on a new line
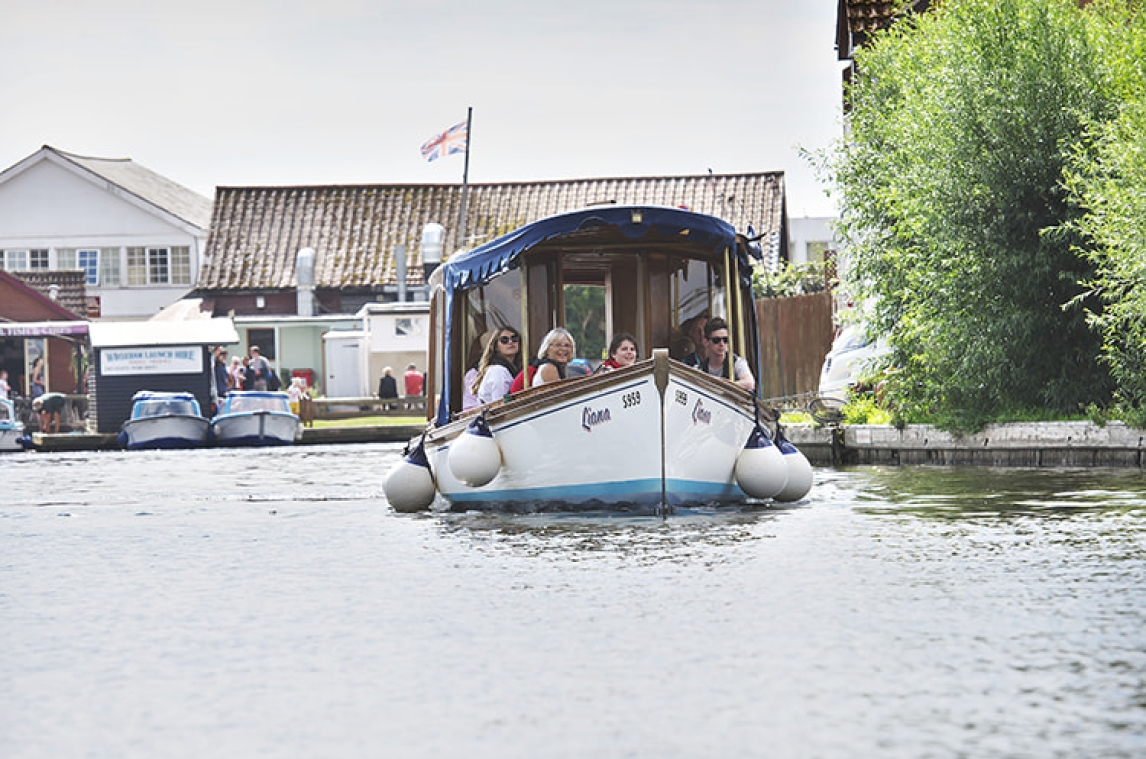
top-left (752, 261), bottom-right (829, 299)
top-left (821, 0), bottom-right (1130, 430)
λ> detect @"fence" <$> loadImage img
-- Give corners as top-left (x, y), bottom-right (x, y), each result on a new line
top-left (755, 291), bottom-right (835, 401)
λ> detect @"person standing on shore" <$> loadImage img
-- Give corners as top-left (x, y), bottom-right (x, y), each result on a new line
top-left (248, 346), bottom-right (270, 391)
top-left (404, 364), bottom-right (424, 409)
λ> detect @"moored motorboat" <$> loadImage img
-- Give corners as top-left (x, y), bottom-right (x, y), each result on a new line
top-left (118, 391), bottom-right (210, 450)
top-left (384, 205), bottom-right (812, 513)
top-left (211, 391), bottom-right (301, 446)
top-left (0, 397), bottom-right (28, 452)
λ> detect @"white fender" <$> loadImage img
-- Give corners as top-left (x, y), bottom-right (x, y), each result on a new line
top-left (447, 415), bottom-right (501, 487)
top-left (384, 440), bottom-right (437, 512)
top-left (774, 433), bottom-right (813, 502)
top-left (735, 426), bottom-right (788, 499)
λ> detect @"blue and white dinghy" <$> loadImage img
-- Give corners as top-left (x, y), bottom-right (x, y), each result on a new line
top-left (211, 391), bottom-right (301, 447)
top-left (384, 205), bottom-right (812, 513)
top-left (118, 391), bottom-right (210, 450)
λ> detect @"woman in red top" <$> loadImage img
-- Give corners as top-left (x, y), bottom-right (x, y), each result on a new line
top-left (597, 332), bottom-right (639, 372)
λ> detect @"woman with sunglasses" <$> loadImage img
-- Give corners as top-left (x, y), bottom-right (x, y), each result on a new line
top-left (471, 327), bottom-right (523, 406)
top-left (693, 317), bottom-right (755, 391)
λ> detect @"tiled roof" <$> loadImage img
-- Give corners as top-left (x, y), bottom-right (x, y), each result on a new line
top-left (838, 0), bottom-right (932, 60)
top-left (48, 146), bottom-right (213, 230)
top-left (199, 172), bottom-right (786, 292)
top-left (11, 270), bottom-right (87, 318)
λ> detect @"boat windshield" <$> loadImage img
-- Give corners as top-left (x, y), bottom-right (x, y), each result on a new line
top-left (0, 402), bottom-right (13, 423)
top-left (227, 395), bottom-right (289, 414)
top-left (133, 399), bottom-right (200, 418)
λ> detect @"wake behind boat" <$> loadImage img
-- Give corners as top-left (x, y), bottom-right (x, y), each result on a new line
top-left (118, 391), bottom-right (210, 450)
top-left (211, 391), bottom-right (301, 447)
top-left (385, 205), bottom-right (812, 513)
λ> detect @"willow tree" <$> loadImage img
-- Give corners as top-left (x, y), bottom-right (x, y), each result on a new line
top-left (1067, 2), bottom-right (1146, 422)
top-left (828, 0), bottom-right (1118, 428)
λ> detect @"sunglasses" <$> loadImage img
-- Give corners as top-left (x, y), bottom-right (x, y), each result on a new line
top-left (499, 335), bottom-right (520, 344)
top-left (708, 336), bottom-right (729, 344)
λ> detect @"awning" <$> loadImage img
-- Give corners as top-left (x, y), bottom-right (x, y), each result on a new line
top-left (0, 320), bottom-right (90, 338)
top-left (89, 318), bottom-right (238, 348)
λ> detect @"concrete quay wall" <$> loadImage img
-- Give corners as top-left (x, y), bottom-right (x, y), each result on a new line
top-left (786, 421), bottom-right (1146, 468)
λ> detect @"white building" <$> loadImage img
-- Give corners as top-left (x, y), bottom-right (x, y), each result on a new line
top-left (787, 215), bottom-right (840, 267)
top-left (0, 146), bottom-right (212, 319)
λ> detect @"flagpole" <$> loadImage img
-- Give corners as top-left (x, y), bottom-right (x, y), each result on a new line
top-left (457, 106), bottom-right (473, 251)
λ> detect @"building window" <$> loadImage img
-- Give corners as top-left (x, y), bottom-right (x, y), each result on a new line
top-left (170, 246), bottom-right (191, 285)
top-left (29, 249), bottom-right (49, 269)
top-left (101, 248), bottom-right (121, 287)
top-left (1, 250), bottom-right (28, 271)
top-left (246, 328), bottom-right (276, 359)
top-left (78, 250), bottom-right (100, 285)
top-left (148, 248), bottom-right (169, 284)
top-left (127, 247), bottom-right (148, 285)
top-left (395, 317), bottom-right (424, 336)
top-left (57, 248), bottom-right (77, 270)
top-left (125, 246), bottom-right (191, 286)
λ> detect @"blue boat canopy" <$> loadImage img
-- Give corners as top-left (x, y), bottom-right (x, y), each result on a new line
top-left (440, 205), bottom-right (745, 294)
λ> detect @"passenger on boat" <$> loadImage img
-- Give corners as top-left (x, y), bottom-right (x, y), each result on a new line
top-left (685, 317), bottom-right (755, 391)
top-left (532, 328), bottom-right (576, 388)
top-left (470, 327), bottom-right (523, 407)
top-left (677, 313), bottom-right (709, 365)
top-left (597, 332), bottom-right (639, 372)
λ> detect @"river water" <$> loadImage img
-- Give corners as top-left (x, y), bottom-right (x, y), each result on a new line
top-left (2, 443), bottom-right (1144, 759)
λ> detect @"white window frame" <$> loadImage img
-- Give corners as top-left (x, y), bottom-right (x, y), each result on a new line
top-left (77, 249), bottom-right (100, 286)
top-left (1, 250), bottom-right (29, 271)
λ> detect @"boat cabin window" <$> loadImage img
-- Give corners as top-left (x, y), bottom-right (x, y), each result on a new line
top-left (451, 269), bottom-right (523, 407)
top-left (563, 283), bottom-right (606, 364)
top-left (228, 395), bottom-right (288, 413)
top-left (135, 399), bottom-right (198, 418)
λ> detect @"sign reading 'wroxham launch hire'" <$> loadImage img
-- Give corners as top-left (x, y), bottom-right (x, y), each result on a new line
top-left (101, 346), bottom-right (202, 375)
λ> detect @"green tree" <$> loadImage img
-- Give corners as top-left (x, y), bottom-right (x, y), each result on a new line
top-left (1067, 2), bottom-right (1146, 419)
top-left (825, 0), bottom-right (1119, 429)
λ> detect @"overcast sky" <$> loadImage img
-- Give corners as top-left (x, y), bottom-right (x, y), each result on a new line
top-left (1, 0), bottom-right (845, 218)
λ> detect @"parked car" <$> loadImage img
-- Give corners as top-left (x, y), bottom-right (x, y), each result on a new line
top-left (818, 325), bottom-right (892, 397)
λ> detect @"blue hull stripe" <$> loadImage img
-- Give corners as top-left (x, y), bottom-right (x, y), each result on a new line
top-left (446, 477), bottom-right (745, 505)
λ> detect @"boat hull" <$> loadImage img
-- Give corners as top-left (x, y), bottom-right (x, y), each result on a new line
top-left (120, 415), bottom-right (210, 450)
top-left (211, 411), bottom-right (301, 447)
top-left (0, 425), bottom-right (25, 452)
top-left (424, 355), bottom-right (765, 510)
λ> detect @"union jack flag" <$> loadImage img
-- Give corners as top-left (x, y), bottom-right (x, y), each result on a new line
top-left (420, 120), bottom-right (468, 162)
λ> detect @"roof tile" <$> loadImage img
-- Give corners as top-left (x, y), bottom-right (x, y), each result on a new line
top-left (200, 173), bottom-right (786, 292)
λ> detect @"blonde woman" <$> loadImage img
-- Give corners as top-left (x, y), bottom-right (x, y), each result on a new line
top-left (532, 328), bottom-right (576, 387)
top-left (470, 326), bottom-right (523, 406)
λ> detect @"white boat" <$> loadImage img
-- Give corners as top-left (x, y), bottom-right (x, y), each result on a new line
top-left (118, 391), bottom-right (210, 450)
top-left (384, 205), bottom-right (813, 513)
top-left (211, 391), bottom-right (301, 447)
top-left (0, 397), bottom-right (28, 452)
